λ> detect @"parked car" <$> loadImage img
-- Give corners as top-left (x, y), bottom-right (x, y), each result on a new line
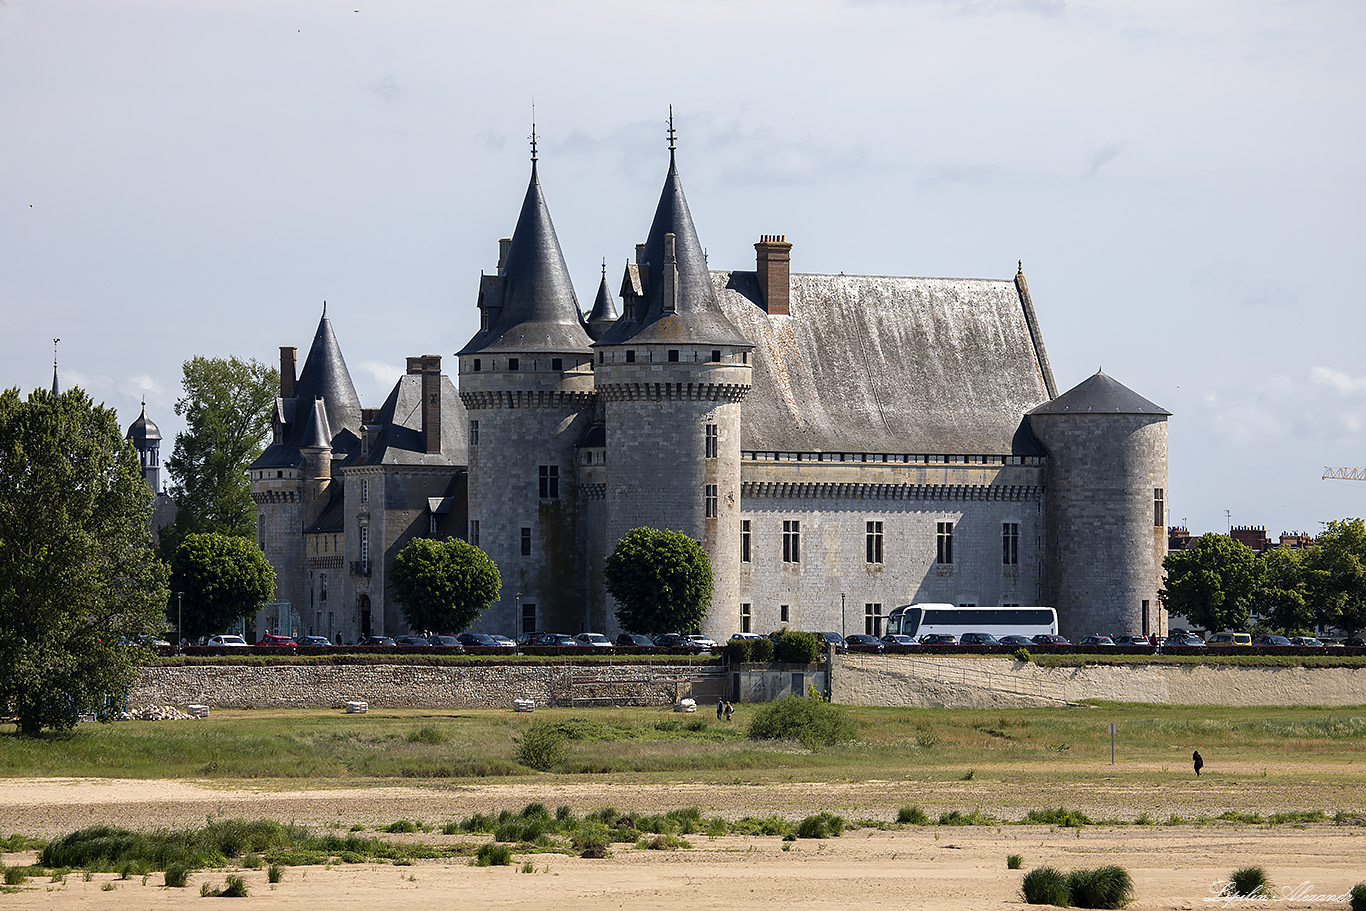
top-left (429, 634), bottom-right (463, 647)
top-left (393, 635), bottom-right (432, 647)
top-left (254, 633), bottom-right (297, 647)
top-left (730, 632), bottom-right (765, 641)
top-left (575, 632), bottom-right (613, 648)
top-left (1206, 632), bottom-right (1252, 646)
top-left (1030, 634), bottom-right (1070, 646)
top-left (524, 632), bottom-right (577, 647)
top-left (686, 634), bottom-right (717, 651)
top-left (456, 632), bottom-right (500, 648)
top-left (1342, 637), bottom-right (1366, 647)
top-left (817, 632), bottom-right (848, 653)
top-left (134, 633), bottom-right (172, 648)
top-left (1111, 635), bottom-right (1147, 646)
top-left (357, 636), bottom-right (396, 647)
top-left (880, 633), bottom-right (919, 646)
top-left (298, 635), bottom-right (331, 647)
top-left (1076, 635), bottom-right (1115, 647)
top-left (1251, 634), bottom-right (1293, 646)
top-left (489, 635), bottom-right (517, 648)
top-left (998, 634), bottom-right (1034, 646)
top-left (1164, 633), bottom-right (1205, 647)
top-left (207, 634), bottom-right (249, 647)
top-left (616, 632), bottom-right (655, 647)
top-left (919, 633), bottom-right (957, 645)
top-left (843, 634), bottom-right (885, 652)
top-left (652, 632), bottom-right (695, 649)
top-left (959, 632), bottom-right (1001, 646)
top-left (1289, 636), bottom-right (1325, 647)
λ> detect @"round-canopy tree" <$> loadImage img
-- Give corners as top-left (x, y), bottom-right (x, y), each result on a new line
top-left (0, 387), bottom-right (170, 734)
top-left (170, 532), bottom-right (276, 640)
top-left (1160, 532), bottom-right (1259, 632)
top-left (604, 527), bottom-right (713, 635)
top-left (390, 537), bottom-right (501, 633)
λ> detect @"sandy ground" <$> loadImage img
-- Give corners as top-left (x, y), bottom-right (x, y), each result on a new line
top-left (0, 778), bottom-right (1363, 910)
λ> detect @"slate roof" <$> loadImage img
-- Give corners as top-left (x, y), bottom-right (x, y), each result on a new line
top-left (303, 489), bottom-right (345, 534)
top-left (1029, 370), bottom-right (1170, 417)
top-left (717, 271), bottom-right (1055, 454)
top-left (458, 161), bottom-right (592, 356)
top-left (126, 403), bottom-right (161, 442)
top-left (361, 372), bottom-right (469, 466)
top-left (596, 153), bottom-right (750, 348)
top-left (585, 267), bottom-right (619, 340)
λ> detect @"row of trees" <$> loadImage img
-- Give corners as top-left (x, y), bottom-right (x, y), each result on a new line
top-left (1161, 522), bottom-right (1366, 636)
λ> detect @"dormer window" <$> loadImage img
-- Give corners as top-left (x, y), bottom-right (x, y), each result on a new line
top-left (473, 359), bottom-right (481, 372)
top-left (626, 350), bottom-right (636, 364)
top-left (508, 358), bottom-right (520, 371)
top-left (711, 350), bottom-right (721, 363)
top-left (552, 357), bottom-right (563, 371)
top-left (668, 350), bottom-right (679, 363)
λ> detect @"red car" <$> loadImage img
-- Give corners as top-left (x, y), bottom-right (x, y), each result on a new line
top-left (255, 633), bottom-right (297, 646)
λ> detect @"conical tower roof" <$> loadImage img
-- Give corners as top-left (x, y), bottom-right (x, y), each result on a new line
top-left (299, 397), bottom-right (333, 450)
top-left (585, 263), bottom-right (619, 340)
top-left (293, 308), bottom-right (362, 440)
top-left (459, 160), bottom-right (591, 355)
top-left (598, 147), bottom-right (749, 347)
top-left (1029, 370), bottom-right (1169, 416)
top-left (126, 401), bottom-right (161, 442)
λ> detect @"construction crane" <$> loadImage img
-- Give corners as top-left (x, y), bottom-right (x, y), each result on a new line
top-left (1323, 467), bottom-right (1366, 481)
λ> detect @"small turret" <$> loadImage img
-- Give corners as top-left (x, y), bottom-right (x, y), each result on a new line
top-left (585, 262), bottom-right (619, 341)
top-left (126, 400), bottom-right (163, 491)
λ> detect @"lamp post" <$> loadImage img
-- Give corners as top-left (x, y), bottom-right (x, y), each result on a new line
top-left (176, 592), bottom-right (183, 650)
top-left (840, 592), bottom-right (846, 637)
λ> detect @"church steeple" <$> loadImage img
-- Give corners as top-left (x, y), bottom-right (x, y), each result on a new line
top-left (51, 338), bottom-right (60, 396)
top-left (126, 399), bottom-right (163, 491)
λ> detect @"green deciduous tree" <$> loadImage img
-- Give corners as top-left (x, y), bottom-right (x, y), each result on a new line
top-left (170, 533), bottom-right (276, 639)
top-left (0, 387), bottom-right (170, 734)
top-left (1160, 533), bottom-right (1259, 632)
top-left (1301, 519), bottom-right (1366, 636)
top-left (390, 537), bottom-right (501, 634)
top-left (1256, 547), bottom-right (1312, 633)
top-left (160, 356), bottom-right (277, 558)
top-left (604, 527), bottom-right (713, 635)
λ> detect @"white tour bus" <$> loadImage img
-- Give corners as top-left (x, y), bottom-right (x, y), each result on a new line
top-left (885, 604), bottom-right (1059, 640)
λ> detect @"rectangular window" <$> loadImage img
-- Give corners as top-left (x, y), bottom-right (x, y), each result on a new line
top-left (1003, 522), bottom-right (1019, 565)
top-left (551, 357), bottom-right (563, 371)
top-left (705, 484), bottom-right (718, 518)
top-left (508, 357), bottom-right (519, 371)
top-left (1154, 488), bottom-right (1165, 527)
top-left (741, 520), bottom-right (751, 563)
top-left (469, 519), bottom-right (480, 547)
top-left (521, 527), bottom-right (532, 556)
top-left (780, 604), bottom-right (790, 623)
top-left (472, 358), bottom-right (481, 372)
top-left (625, 350), bottom-right (636, 363)
top-left (936, 521), bottom-right (954, 565)
top-left (667, 349), bottom-right (679, 362)
top-left (521, 602), bottom-right (536, 634)
top-left (741, 603), bottom-right (751, 634)
top-left (359, 526), bottom-right (369, 566)
top-left (705, 423), bottom-right (718, 459)
top-left (782, 520), bottom-right (801, 563)
top-left (711, 350), bottom-right (721, 363)
top-left (360, 478), bottom-right (369, 503)
top-left (864, 602), bottom-right (882, 636)
top-left (319, 573), bottom-right (328, 602)
top-left (469, 420), bottom-right (479, 446)
top-left (429, 513), bottom-right (437, 536)
top-left (539, 465), bottom-right (559, 499)
top-left (257, 513), bottom-right (265, 547)
top-left (865, 520), bottom-right (883, 564)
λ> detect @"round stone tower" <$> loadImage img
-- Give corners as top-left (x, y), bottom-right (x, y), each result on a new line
top-left (457, 154), bottom-right (595, 637)
top-left (594, 147), bottom-right (753, 641)
top-left (1027, 371), bottom-right (1170, 640)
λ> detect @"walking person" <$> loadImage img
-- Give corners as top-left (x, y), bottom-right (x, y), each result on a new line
top-left (1193, 750), bottom-right (1204, 777)
top-left (724, 701), bottom-right (734, 722)
top-left (717, 698), bottom-right (724, 720)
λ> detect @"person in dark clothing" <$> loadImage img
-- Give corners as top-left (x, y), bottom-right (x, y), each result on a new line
top-left (717, 698), bottom-right (724, 720)
top-left (1193, 750), bottom-right (1204, 776)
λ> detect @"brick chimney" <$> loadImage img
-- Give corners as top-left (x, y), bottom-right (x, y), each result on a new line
top-left (754, 235), bottom-right (792, 315)
top-left (280, 346), bottom-right (297, 398)
top-left (407, 355), bottom-right (443, 454)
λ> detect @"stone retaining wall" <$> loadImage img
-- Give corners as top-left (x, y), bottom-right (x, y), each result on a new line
top-left (831, 654), bottom-right (1366, 708)
top-left (131, 663), bottom-right (716, 709)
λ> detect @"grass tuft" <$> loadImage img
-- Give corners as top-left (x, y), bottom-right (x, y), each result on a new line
top-left (474, 843), bottom-right (512, 866)
top-left (1348, 882), bottom-right (1366, 911)
top-left (1227, 866), bottom-right (1270, 897)
top-left (896, 806), bottom-right (930, 825)
top-left (1065, 865), bottom-right (1133, 909)
top-left (1021, 866), bottom-right (1071, 906)
top-left (795, 813), bottom-right (844, 839)
top-left (1008, 854), bottom-right (1023, 870)
top-left (1022, 807), bottom-right (1093, 828)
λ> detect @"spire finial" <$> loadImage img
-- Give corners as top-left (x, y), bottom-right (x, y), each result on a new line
top-left (667, 104), bottom-right (676, 155)
top-left (51, 338), bottom-right (60, 396)
top-left (322, 299), bottom-right (327, 317)
top-left (602, 258), bottom-right (607, 279)
top-left (530, 122), bottom-right (537, 162)
top-left (1018, 259), bottom-right (1023, 275)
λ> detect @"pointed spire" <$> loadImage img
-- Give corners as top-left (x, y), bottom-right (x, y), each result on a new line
top-left (51, 338), bottom-right (59, 396)
top-left (585, 260), bottom-right (620, 341)
top-left (293, 306), bottom-right (362, 442)
top-left (458, 152), bottom-right (591, 355)
top-left (300, 397), bottom-right (333, 450)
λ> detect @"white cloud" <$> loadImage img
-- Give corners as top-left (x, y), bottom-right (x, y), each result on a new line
top-left (1310, 366), bottom-right (1366, 396)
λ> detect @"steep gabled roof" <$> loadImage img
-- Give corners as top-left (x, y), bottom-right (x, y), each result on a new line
top-left (596, 152), bottom-right (750, 348)
top-left (459, 161), bottom-right (592, 356)
top-left (361, 372), bottom-right (469, 466)
top-left (718, 271), bottom-right (1053, 454)
top-left (1029, 370), bottom-right (1170, 417)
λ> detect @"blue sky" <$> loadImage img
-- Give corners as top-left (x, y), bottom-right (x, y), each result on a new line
top-left (3, 0), bottom-right (1364, 537)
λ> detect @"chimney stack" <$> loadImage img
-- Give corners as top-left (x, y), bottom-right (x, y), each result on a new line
top-left (407, 355), bottom-right (443, 454)
top-left (498, 238), bottom-right (512, 271)
top-left (280, 346), bottom-right (297, 398)
top-left (754, 235), bottom-right (792, 315)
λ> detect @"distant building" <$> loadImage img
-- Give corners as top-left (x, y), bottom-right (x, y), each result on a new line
top-left (249, 137), bottom-right (1171, 643)
top-left (1230, 525), bottom-right (1272, 553)
top-left (125, 401), bottom-right (177, 548)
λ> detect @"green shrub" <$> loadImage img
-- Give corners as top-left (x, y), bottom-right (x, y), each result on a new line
top-left (1134, 813), bottom-right (1154, 826)
top-left (724, 639), bottom-right (753, 663)
top-left (381, 820), bottom-right (421, 834)
top-left (572, 821), bottom-right (611, 859)
top-left (1021, 866), bottom-right (1071, 906)
top-left (1349, 882), bottom-right (1366, 911)
top-left (960, 769), bottom-right (975, 781)
top-left (406, 725), bottom-right (446, 745)
top-left (1228, 866), bottom-right (1270, 897)
top-left (747, 695), bottom-right (858, 749)
top-left (164, 863), bottom-right (189, 888)
top-left (731, 816), bottom-right (791, 837)
top-left (1008, 854), bottom-right (1024, 869)
top-left (221, 874), bottom-right (249, 897)
top-left (1014, 647), bottom-right (1032, 663)
top-left (897, 806), bottom-right (930, 825)
top-left (1022, 807), bottom-right (1093, 828)
top-left (771, 629), bottom-right (821, 663)
top-left (1065, 865), bottom-right (1133, 909)
top-left (474, 843), bottom-right (512, 867)
top-left (937, 809), bottom-right (993, 826)
top-left (241, 853), bottom-right (263, 869)
top-left (750, 637), bottom-right (775, 661)
top-left (515, 721), bottom-right (567, 771)
top-left (796, 813), bottom-right (844, 839)
top-left (3, 866), bottom-right (28, 886)
top-left (267, 865), bottom-right (283, 884)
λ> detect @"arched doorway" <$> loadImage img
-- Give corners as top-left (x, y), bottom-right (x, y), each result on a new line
top-left (359, 594), bottom-right (372, 640)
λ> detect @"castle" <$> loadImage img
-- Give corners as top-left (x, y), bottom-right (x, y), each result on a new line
top-left (244, 136), bottom-right (1171, 644)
